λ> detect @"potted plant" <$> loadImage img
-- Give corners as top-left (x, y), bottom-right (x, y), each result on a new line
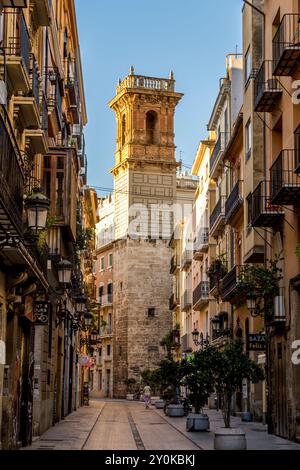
top-left (182, 347), bottom-right (216, 431)
top-left (212, 340), bottom-right (265, 450)
top-left (156, 358), bottom-right (185, 417)
top-left (124, 378), bottom-right (136, 400)
top-left (207, 255), bottom-right (227, 296)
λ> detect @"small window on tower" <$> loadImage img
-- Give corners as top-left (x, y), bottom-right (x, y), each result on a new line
top-left (121, 114), bottom-right (126, 146)
top-left (146, 111), bottom-right (157, 144)
top-left (148, 308), bottom-right (156, 318)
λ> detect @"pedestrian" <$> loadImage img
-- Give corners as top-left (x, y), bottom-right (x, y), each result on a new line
top-left (143, 384), bottom-right (151, 409)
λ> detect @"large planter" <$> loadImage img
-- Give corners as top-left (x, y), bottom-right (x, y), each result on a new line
top-left (186, 413), bottom-right (210, 432)
top-left (126, 394), bottom-right (134, 401)
top-left (155, 399), bottom-right (165, 409)
top-left (214, 428), bottom-right (247, 450)
top-left (166, 404), bottom-right (185, 417)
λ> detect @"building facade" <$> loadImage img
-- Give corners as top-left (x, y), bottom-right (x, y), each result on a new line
top-left (0, 0), bottom-right (90, 449)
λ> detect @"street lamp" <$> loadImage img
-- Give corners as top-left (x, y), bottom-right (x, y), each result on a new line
top-left (247, 296), bottom-right (257, 317)
top-left (57, 259), bottom-right (73, 286)
top-left (75, 294), bottom-right (88, 314)
top-left (84, 311), bottom-right (93, 329)
top-left (192, 329), bottom-right (209, 348)
top-left (26, 190), bottom-right (50, 233)
top-left (192, 328), bottom-right (200, 345)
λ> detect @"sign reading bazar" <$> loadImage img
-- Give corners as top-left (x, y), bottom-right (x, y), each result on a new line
top-left (247, 334), bottom-right (266, 352)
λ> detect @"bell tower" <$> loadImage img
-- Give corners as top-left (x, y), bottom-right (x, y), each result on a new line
top-left (109, 68), bottom-right (183, 397)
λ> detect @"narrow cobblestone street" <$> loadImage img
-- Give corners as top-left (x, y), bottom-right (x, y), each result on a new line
top-left (25, 400), bottom-right (300, 451)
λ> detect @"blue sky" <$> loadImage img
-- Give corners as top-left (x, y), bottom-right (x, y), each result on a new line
top-left (75, 0), bottom-right (243, 194)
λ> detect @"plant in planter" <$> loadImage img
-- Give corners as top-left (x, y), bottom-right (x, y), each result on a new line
top-left (236, 254), bottom-right (283, 318)
top-left (124, 378), bottom-right (136, 400)
top-left (207, 255), bottom-right (228, 296)
top-left (182, 346), bottom-right (216, 431)
top-left (212, 340), bottom-right (265, 449)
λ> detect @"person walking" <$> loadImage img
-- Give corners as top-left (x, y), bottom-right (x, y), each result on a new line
top-left (143, 384), bottom-right (151, 409)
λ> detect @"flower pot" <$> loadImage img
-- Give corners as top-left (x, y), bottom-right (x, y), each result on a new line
top-left (186, 413), bottom-right (210, 432)
top-left (166, 404), bottom-right (185, 417)
top-left (155, 399), bottom-right (165, 409)
top-left (214, 428), bottom-right (247, 450)
top-left (126, 394), bottom-right (134, 401)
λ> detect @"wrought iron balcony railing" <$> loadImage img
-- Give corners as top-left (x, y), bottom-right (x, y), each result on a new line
top-left (220, 265), bottom-right (242, 302)
top-left (210, 196), bottom-right (226, 236)
top-left (170, 254), bottom-right (179, 274)
top-left (181, 250), bottom-right (193, 270)
top-left (0, 111), bottom-right (24, 236)
top-left (251, 180), bottom-right (284, 228)
top-left (31, 60), bottom-right (40, 108)
top-left (270, 149), bottom-right (300, 205)
top-left (225, 181), bottom-right (243, 224)
top-left (194, 228), bottom-right (209, 260)
top-left (210, 132), bottom-right (230, 179)
top-left (169, 293), bottom-right (179, 311)
top-left (181, 290), bottom-right (192, 312)
top-left (254, 60), bottom-right (282, 112)
top-left (99, 294), bottom-right (113, 306)
top-left (273, 14), bottom-right (300, 76)
top-left (3, 12), bottom-right (31, 76)
top-left (193, 281), bottom-right (210, 310)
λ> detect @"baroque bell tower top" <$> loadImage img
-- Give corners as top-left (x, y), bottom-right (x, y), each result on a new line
top-left (109, 67), bottom-right (183, 171)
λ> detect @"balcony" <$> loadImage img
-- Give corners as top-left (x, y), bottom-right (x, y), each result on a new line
top-left (99, 294), bottom-right (113, 307)
top-left (116, 73), bottom-right (175, 94)
top-left (1, 1), bottom-right (27, 6)
top-left (225, 181), bottom-right (243, 224)
top-left (99, 326), bottom-right (113, 339)
top-left (270, 150), bottom-right (300, 205)
top-left (273, 14), bottom-right (300, 76)
top-left (210, 197), bottom-right (226, 237)
top-left (210, 132), bottom-right (230, 180)
top-left (193, 281), bottom-right (210, 310)
top-left (0, 111), bottom-right (24, 236)
top-left (65, 59), bottom-right (80, 124)
top-left (170, 254), bottom-right (179, 274)
top-left (31, 0), bottom-right (51, 27)
top-left (254, 61), bottom-right (283, 112)
top-left (181, 250), bottom-right (193, 270)
top-left (47, 71), bottom-right (63, 134)
top-left (251, 180), bottom-right (284, 228)
top-left (169, 293), bottom-right (179, 311)
top-left (181, 334), bottom-right (192, 353)
top-left (220, 266), bottom-right (243, 303)
top-left (14, 62), bottom-right (40, 129)
top-left (193, 228), bottom-right (209, 260)
top-left (2, 12), bottom-right (31, 93)
top-left (181, 290), bottom-right (192, 312)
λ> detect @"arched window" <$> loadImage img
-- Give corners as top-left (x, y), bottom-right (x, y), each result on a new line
top-left (146, 111), bottom-right (157, 144)
top-left (121, 114), bottom-right (126, 146)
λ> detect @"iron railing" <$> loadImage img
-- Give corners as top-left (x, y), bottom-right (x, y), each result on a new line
top-left (210, 132), bottom-right (230, 176)
top-left (170, 254), bottom-right (179, 274)
top-left (0, 111), bottom-right (24, 235)
top-left (169, 293), bottom-right (179, 310)
top-left (3, 12), bottom-right (30, 75)
top-left (273, 14), bottom-right (300, 76)
top-left (251, 180), bottom-right (284, 227)
top-left (254, 60), bottom-right (282, 112)
top-left (270, 149), bottom-right (300, 205)
top-left (31, 60), bottom-right (40, 107)
top-left (181, 250), bottom-right (193, 269)
top-left (210, 196), bottom-right (226, 231)
top-left (194, 228), bottom-right (209, 251)
top-left (221, 265), bottom-right (240, 300)
top-left (99, 294), bottom-right (113, 306)
top-left (225, 181), bottom-right (243, 223)
top-left (193, 281), bottom-right (210, 307)
top-left (181, 290), bottom-right (192, 311)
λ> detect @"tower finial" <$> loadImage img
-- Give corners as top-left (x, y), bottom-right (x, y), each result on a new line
top-left (130, 65), bottom-right (134, 75)
top-left (118, 78), bottom-right (122, 85)
top-left (169, 70), bottom-right (174, 80)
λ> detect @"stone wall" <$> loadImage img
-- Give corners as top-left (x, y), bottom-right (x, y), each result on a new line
top-left (113, 238), bottom-right (172, 397)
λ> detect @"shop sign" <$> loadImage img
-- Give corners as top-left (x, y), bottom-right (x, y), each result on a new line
top-left (247, 334), bottom-right (266, 351)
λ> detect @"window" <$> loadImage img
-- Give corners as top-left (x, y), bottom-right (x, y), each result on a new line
top-left (148, 308), bottom-right (156, 318)
top-left (107, 283), bottom-right (113, 302)
top-left (146, 111), bottom-right (157, 144)
top-left (107, 345), bottom-right (111, 357)
top-left (99, 347), bottom-right (102, 357)
top-left (100, 257), bottom-right (104, 271)
top-left (108, 253), bottom-right (113, 268)
top-left (99, 285), bottom-right (104, 299)
top-left (294, 124), bottom-right (300, 170)
top-left (245, 119), bottom-right (252, 160)
top-left (121, 114), bottom-right (126, 146)
top-left (245, 47), bottom-right (251, 86)
top-left (246, 193), bottom-right (252, 229)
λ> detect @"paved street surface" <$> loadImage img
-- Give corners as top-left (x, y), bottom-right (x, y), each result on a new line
top-left (26, 399), bottom-right (300, 451)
